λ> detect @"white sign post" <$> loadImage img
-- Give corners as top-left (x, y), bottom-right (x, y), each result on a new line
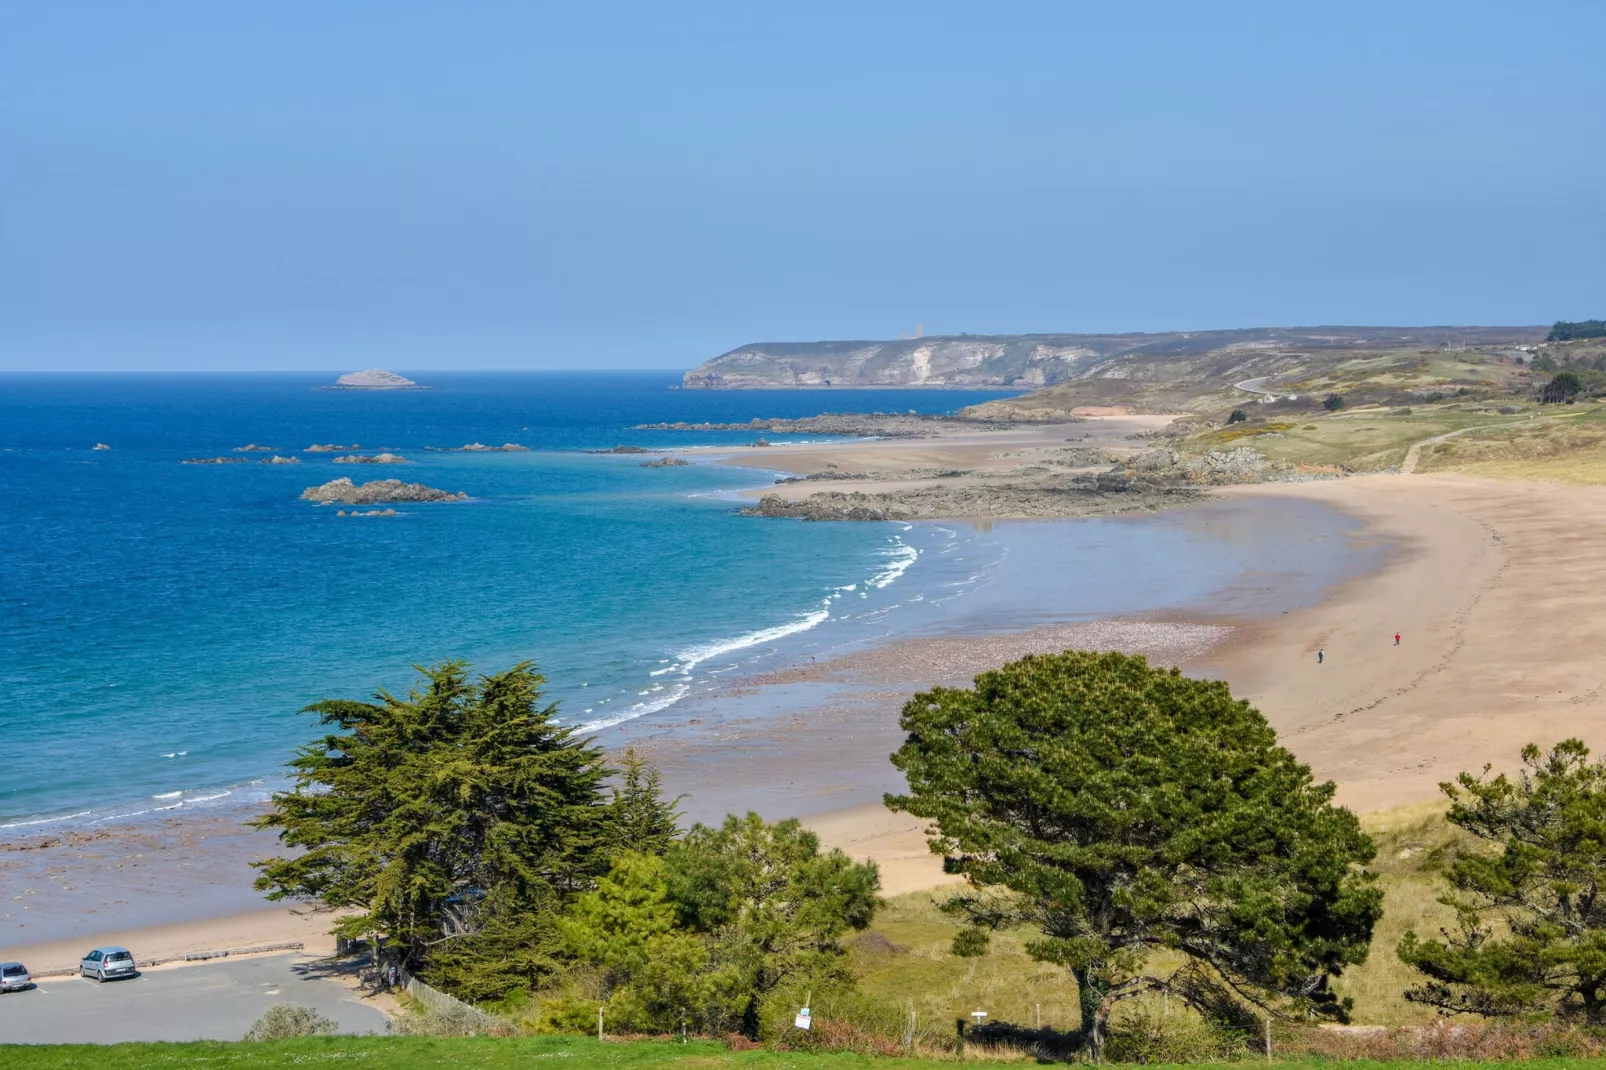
top-left (795, 1006), bottom-right (812, 1031)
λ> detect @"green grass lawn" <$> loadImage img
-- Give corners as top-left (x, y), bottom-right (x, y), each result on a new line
top-left (10, 1035), bottom-right (1606, 1069)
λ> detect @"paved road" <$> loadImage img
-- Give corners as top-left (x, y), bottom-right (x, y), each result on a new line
top-left (0, 953), bottom-right (388, 1044)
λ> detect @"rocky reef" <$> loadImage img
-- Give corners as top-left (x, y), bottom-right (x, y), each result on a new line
top-left (306, 443), bottom-right (360, 452)
top-left (640, 456), bottom-right (690, 468)
top-left (425, 442), bottom-right (530, 452)
top-left (332, 453), bottom-right (407, 464)
top-left (263, 455), bottom-right (300, 464)
top-left (742, 483), bottom-right (1204, 521)
top-left (300, 478), bottom-right (467, 504)
top-left (232, 444), bottom-right (278, 452)
top-left (182, 457), bottom-right (249, 465)
top-left (634, 413), bottom-right (1023, 437)
top-left (327, 369), bottom-right (420, 390)
top-left (591, 444), bottom-right (649, 454)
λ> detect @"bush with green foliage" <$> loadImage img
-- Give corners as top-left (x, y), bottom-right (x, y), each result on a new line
top-left (887, 650), bottom-right (1380, 1058)
top-left (1323, 393), bottom-right (1346, 411)
top-left (1227, 409), bottom-right (1248, 424)
top-left (564, 813), bottom-right (880, 1038)
top-left (244, 1004), bottom-right (337, 1041)
top-left (1399, 740), bottom-right (1606, 1021)
top-left (1540, 370), bottom-right (1583, 404)
top-left (252, 661), bottom-right (633, 1001)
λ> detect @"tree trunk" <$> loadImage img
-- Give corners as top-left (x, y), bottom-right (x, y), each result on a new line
top-left (1074, 966), bottom-right (1111, 1059)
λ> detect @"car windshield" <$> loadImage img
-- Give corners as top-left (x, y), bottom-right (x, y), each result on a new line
top-left (105, 952), bottom-right (133, 962)
top-left (2, 966), bottom-right (24, 976)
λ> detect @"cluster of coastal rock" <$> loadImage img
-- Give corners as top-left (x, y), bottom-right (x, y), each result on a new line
top-left (183, 455), bottom-right (300, 464)
top-left (742, 446), bottom-right (1297, 522)
top-left (301, 478), bottom-right (468, 504)
top-left (423, 442), bottom-right (529, 452)
top-left (332, 453), bottom-right (407, 464)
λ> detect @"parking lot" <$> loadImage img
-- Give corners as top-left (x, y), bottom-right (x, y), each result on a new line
top-left (0, 952), bottom-right (389, 1044)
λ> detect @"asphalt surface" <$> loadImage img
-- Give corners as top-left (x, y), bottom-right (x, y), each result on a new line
top-left (0, 952), bottom-right (388, 1044)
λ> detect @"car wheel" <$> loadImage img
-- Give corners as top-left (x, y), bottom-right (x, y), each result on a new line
top-left (95, 969), bottom-right (105, 983)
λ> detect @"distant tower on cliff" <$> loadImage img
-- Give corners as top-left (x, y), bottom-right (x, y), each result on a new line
top-left (900, 329), bottom-right (907, 340)
top-left (915, 322), bottom-right (924, 338)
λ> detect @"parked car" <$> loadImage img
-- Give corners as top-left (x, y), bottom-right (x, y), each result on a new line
top-left (79, 947), bottom-right (137, 982)
top-left (0, 962), bottom-right (31, 992)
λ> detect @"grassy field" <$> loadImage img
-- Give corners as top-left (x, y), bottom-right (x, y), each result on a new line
top-left (1185, 405), bottom-right (1547, 471)
top-left (1413, 405), bottom-right (1606, 483)
top-left (11, 1034), bottom-right (1606, 1069)
top-left (840, 803), bottom-right (1469, 1033)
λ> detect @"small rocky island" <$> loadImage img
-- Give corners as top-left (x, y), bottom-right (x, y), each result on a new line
top-left (424, 442), bottom-right (530, 453)
top-left (326, 369), bottom-right (422, 390)
top-left (301, 477), bottom-right (468, 504)
top-left (640, 456), bottom-right (690, 468)
top-left (332, 453), bottom-right (407, 464)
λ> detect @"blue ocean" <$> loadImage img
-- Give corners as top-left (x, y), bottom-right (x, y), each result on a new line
top-left (0, 372), bottom-right (1376, 830)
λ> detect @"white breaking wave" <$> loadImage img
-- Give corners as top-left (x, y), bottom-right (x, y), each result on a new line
top-left (868, 539), bottom-right (919, 589)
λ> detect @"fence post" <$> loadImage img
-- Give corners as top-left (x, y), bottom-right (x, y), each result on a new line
top-left (1265, 1017), bottom-right (1272, 1063)
top-left (598, 1007), bottom-right (605, 1042)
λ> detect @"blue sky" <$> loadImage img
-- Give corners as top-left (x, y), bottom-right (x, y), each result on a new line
top-left (3, 2), bottom-right (1603, 371)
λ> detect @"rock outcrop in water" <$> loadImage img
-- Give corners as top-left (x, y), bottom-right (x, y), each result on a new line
top-left (232, 444), bottom-right (278, 452)
top-left (306, 443), bottom-right (360, 452)
top-left (263, 455), bottom-right (300, 464)
top-left (741, 483), bottom-right (1203, 521)
top-left (332, 453), bottom-right (408, 464)
top-left (640, 456), bottom-right (690, 468)
top-left (634, 413), bottom-right (1025, 437)
top-left (329, 369), bottom-right (419, 390)
top-left (301, 478), bottom-right (468, 504)
top-left (182, 457), bottom-right (249, 465)
top-left (425, 442), bottom-right (530, 452)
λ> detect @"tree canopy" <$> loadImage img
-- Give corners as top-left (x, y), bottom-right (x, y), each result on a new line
top-left (886, 650), bottom-right (1380, 1056)
top-left (1540, 370), bottom-right (1583, 404)
top-left (565, 813), bottom-right (881, 1037)
top-left (1547, 321), bottom-right (1606, 342)
top-left (251, 660), bottom-right (619, 998)
top-left (1399, 740), bottom-right (1606, 1021)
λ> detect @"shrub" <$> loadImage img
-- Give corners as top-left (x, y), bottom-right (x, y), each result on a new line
top-left (244, 1004), bottom-right (337, 1041)
top-left (1323, 393), bottom-right (1346, 411)
top-left (1227, 409), bottom-right (1248, 424)
top-left (1103, 1005), bottom-right (1247, 1064)
top-left (389, 1002), bottom-right (511, 1037)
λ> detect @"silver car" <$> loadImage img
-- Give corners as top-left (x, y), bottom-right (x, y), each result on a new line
top-left (0, 962), bottom-right (31, 992)
top-left (79, 946), bottom-right (137, 982)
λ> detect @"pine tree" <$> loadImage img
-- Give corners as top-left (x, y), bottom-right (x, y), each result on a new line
top-left (887, 650), bottom-right (1380, 1056)
top-left (251, 660), bottom-right (615, 998)
top-left (1399, 740), bottom-right (1606, 1020)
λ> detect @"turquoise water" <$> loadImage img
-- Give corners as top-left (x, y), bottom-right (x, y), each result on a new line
top-left (0, 373), bottom-right (1022, 827)
top-left (0, 373), bottom-right (1381, 832)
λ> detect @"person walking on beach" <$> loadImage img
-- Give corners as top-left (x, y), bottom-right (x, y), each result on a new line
top-left (1317, 648), bottom-right (1324, 664)
top-left (1394, 632), bottom-right (1401, 646)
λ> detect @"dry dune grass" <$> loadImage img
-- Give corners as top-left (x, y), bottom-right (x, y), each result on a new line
top-left (1418, 412), bottom-right (1606, 483)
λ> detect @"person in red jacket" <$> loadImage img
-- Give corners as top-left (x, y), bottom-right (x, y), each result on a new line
top-left (1394, 632), bottom-right (1401, 646)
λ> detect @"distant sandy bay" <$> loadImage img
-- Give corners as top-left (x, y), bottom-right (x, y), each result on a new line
top-left (9, 416), bottom-right (1604, 971)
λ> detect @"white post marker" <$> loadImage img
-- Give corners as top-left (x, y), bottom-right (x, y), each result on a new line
top-left (971, 1010), bottom-right (988, 1027)
top-left (794, 1006), bottom-right (812, 1031)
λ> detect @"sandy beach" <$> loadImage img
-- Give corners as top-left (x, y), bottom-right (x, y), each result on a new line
top-left (8, 418), bottom-right (1603, 973)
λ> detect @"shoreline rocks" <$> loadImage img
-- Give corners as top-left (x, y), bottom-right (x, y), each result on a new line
top-left (741, 483), bottom-right (1204, 521)
top-left (632, 413), bottom-right (1027, 438)
top-left (640, 456), bottom-right (690, 468)
top-left (300, 477), bottom-right (468, 504)
top-left (591, 444), bottom-right (649, 454)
